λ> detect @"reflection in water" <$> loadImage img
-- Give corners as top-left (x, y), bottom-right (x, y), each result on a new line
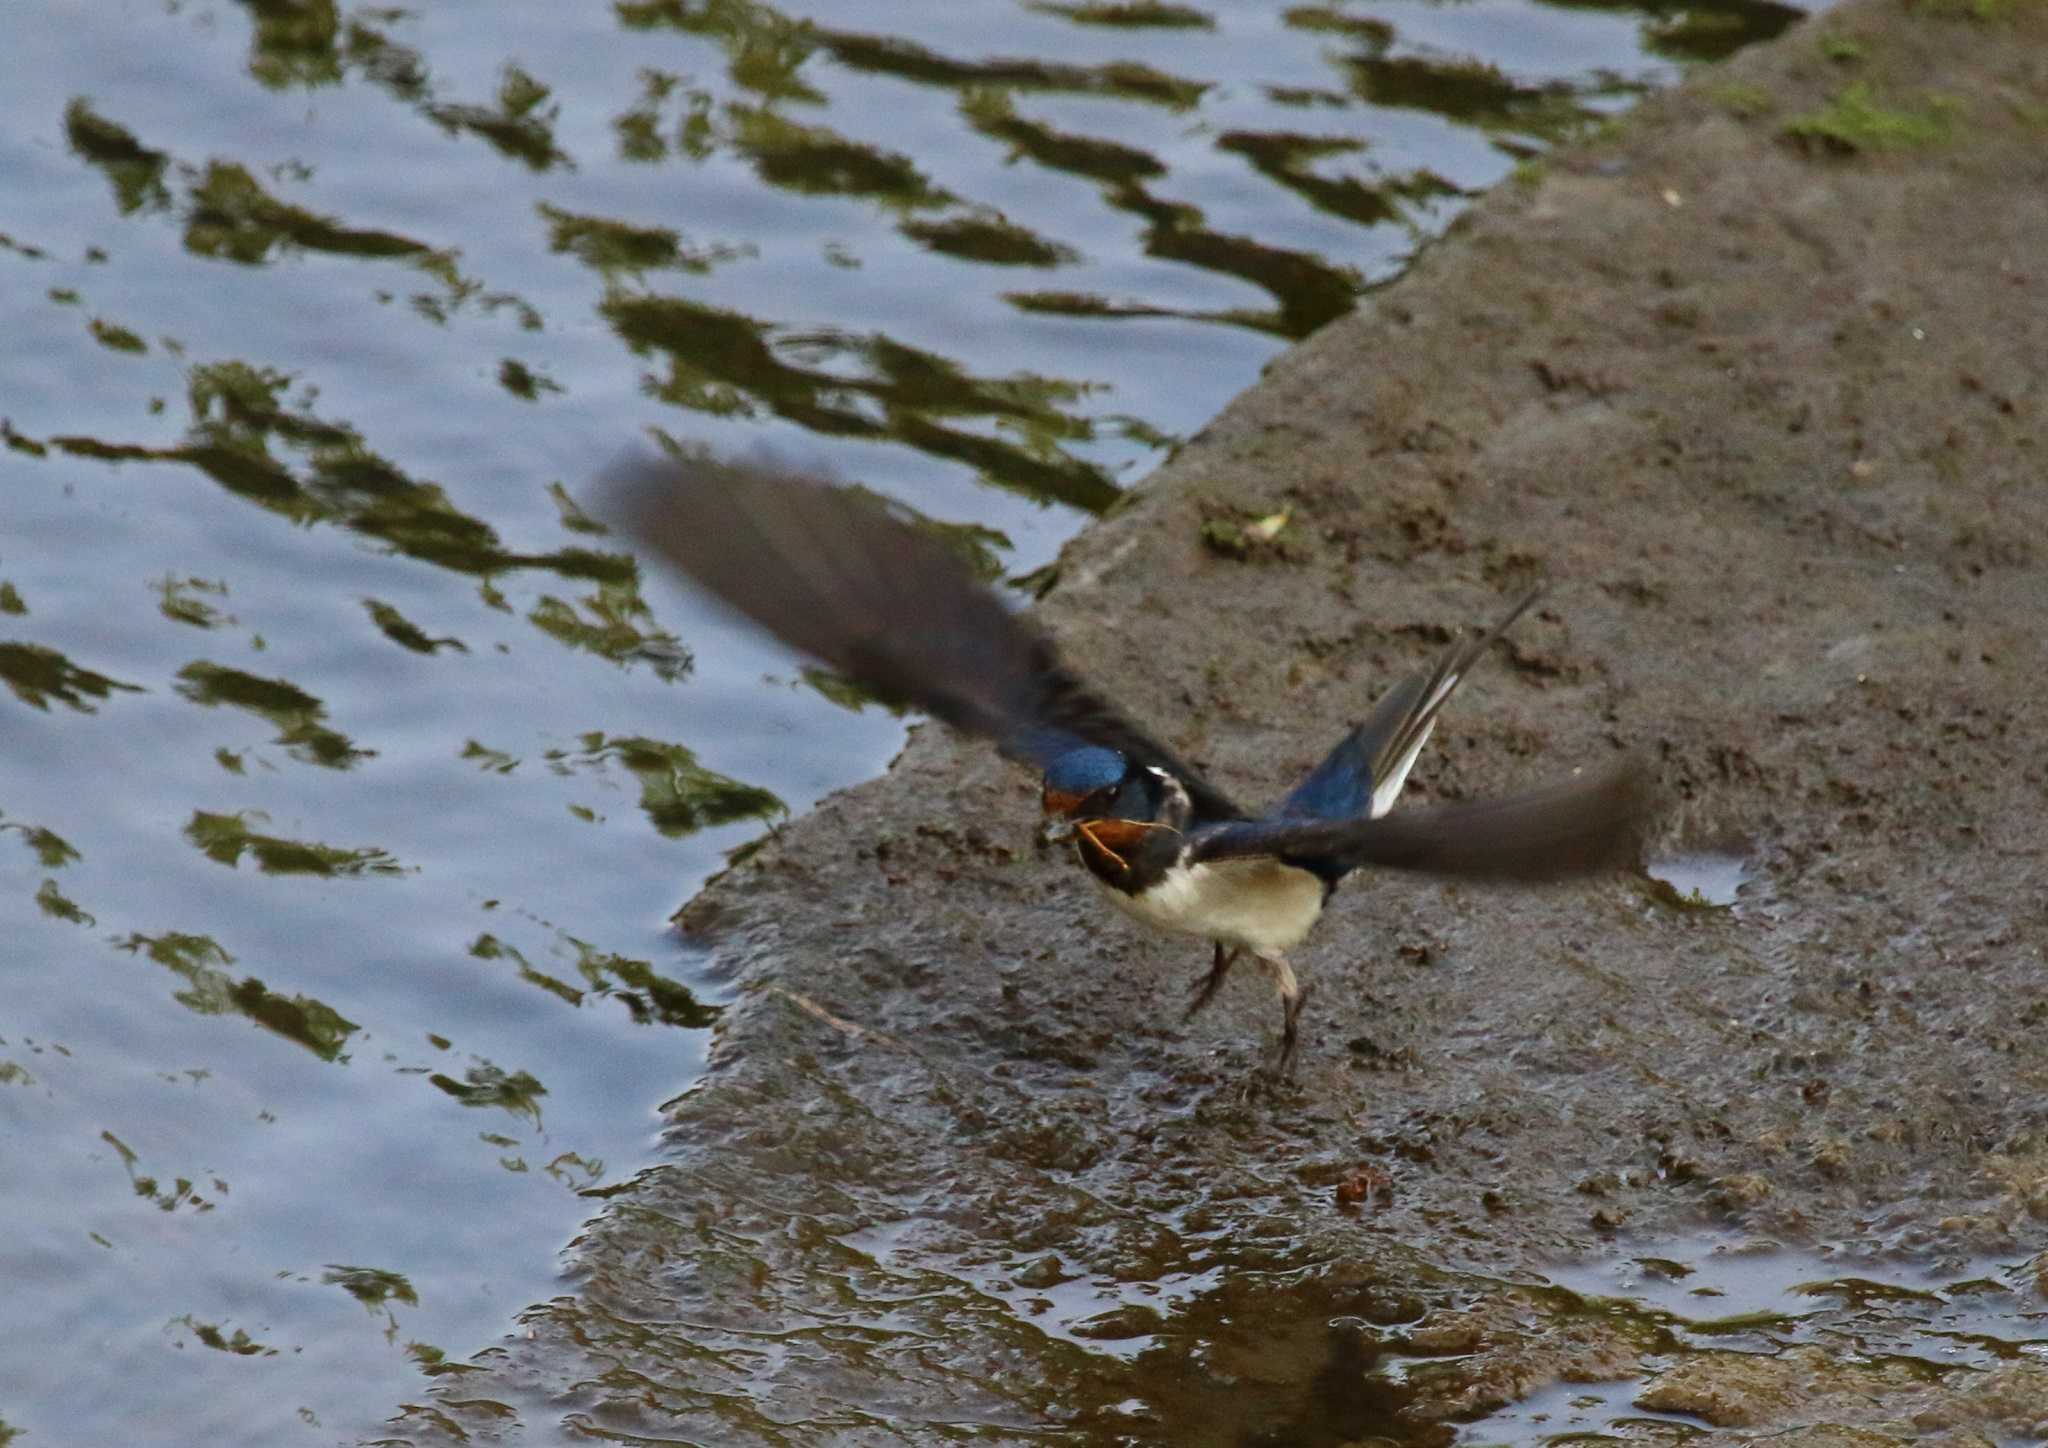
top-left (102, 1129), bottom-right (224, 1215)
top-left (183, 810), bottom-right (405, 877)
top-left (365, 598), bottom-right (468, 654)
top-left (427, 1062), bottom-right (548, 1120)
top-left (1345, 54), bottom-right (1590, 137)
top-left (323, 1264), bottom-right (420, 1318)
top-left (579, 944), bottom-right (727, 1030)
top-left (726, 104), bottom-right (955, 209)
top-left (35, 877), bottom-right (95, 926)
top-left (170, 1315), bottom-right (274, 1357)
top-left (1502, 1246), bottom-right (2048, 1441)
top-left (1218, 131), bottom-right (1419, 230)
top-left (963, 89), bottom-right (1369, 337)
top-left (62, 98), bottom-right (172, 215)
top-left (528, 581), bottom-right (687, 678)
top-left (606, 293), bottom-right (1120, 508)
top-left (546, 731), bottom-right (785, 836)
top-left (818, 26), bottom-right (1211, 109)
top-left (238, 0), bottom-right (574, 175)
top-left (0, 641), bottom-right (144, 712)
top-left (174, 661), bottom-right (373, 769)
top-left (539, 201), bottom-right (756, 276)
top-left (232, 0), bottom-right (348, 89)
top-left (1, 814), bottom-right (82, 868)
top-left (1646, 849), bottom-right (1752, 908)
top-left (47, 0), bottom-right (1809, 514)
top-left (13, 365), bottom-right (629, 587)
top-left (116, 931), bottom-right (361, 1061)
top-left (0, 0), bottom-right (1810, 1442)
top-left (468, 931), bottom-right (725, 1029)
top-left (158, 576), bottom-right (235, 630)
top-left (1032, 0), bottom-right (1217, 28)
top-left (900, 212), bottom-right (1078, 268)
top-left (66, 98), bottom-right (537, 325)
top-left (1643, 1), bottom-right (1810, 64)
top-left (186, 161), bottom-right (436, 265)
top-left (423, 67), bottom-right (572, 172)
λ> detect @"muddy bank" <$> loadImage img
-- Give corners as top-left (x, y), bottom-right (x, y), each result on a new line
top-left (394, 3), bottom-right (2048, 1442)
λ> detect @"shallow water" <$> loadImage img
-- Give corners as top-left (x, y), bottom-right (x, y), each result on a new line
top-left (0, 1), bottom-right (1805, 1442)
top-left (1501, 1244), bottom-right (2048, 1443)
top-left (1646, 851), bottom-right (1752, 909)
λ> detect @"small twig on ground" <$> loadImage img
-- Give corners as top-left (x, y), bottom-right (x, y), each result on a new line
top-left (772, 986), bottom-right (906, 1050)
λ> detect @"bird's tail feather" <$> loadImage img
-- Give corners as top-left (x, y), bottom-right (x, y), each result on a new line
top-left (1281, 588), bottom-right (1541, 822)
top-left (1329, 758), bottom-right (1650, 880)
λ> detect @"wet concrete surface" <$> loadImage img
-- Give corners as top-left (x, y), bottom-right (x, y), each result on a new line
top-left (395, 2), bottom-right (2048, 1442)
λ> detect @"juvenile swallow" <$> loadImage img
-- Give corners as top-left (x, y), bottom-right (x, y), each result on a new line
top-left (612, 454), bottom-right (1646, 1068)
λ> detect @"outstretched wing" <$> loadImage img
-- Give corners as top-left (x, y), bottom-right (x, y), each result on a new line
top-left (1279, 589), bottom-right (1539, 823)
top-left (608, 452), bottom-right (1247, 821)
top-left (1191, 759), bottom-right (1648, 882)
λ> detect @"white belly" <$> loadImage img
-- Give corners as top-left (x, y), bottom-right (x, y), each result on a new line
top-left (1099, 857), bottom-right (1327, 956)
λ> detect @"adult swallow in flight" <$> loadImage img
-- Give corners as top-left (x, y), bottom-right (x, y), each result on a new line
top-left (611, 454), bottom-right (1646, 1069)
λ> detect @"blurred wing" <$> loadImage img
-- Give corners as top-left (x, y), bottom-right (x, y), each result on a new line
top-left (607, 452), bottom-right (1246, 821)
top-left (1280, 589), bottom-right (1539, 822)
top-left (1192, 759), bottom-right (1649, 882)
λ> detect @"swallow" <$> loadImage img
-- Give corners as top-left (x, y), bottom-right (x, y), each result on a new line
top-left (611, 453), bottom-right (1647, 1069)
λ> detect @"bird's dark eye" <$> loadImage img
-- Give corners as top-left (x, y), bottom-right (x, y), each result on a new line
top-left (1108, 776), bottom-right (1156, 818)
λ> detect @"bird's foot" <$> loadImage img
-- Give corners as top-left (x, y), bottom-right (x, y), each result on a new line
top-left (1185, 943), bottom-right (1239, 1020)
top-left (1233, 1034), bottom-right (1312, 1103)
top-left (1240, 953), bottom-right (1310, 1079)
top-left (1274, 981), bottom-right (1315, 1077)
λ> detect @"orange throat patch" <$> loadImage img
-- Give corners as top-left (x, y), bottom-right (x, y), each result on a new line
top-left (1075, 817), bottom-right (1163, 872)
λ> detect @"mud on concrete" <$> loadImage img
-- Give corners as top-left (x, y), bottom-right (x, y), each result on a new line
top-left (393, 2), bottom-right (2048, 1442)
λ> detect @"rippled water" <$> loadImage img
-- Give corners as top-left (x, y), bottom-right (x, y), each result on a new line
top-left (0, 1), bottom-right (1805, 1442)
top-left (1514, 1246), bottom-right (2048, 1442)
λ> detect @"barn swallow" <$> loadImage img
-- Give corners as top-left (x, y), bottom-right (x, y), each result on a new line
top-left (611, 453), bottom-right (1646, 1069)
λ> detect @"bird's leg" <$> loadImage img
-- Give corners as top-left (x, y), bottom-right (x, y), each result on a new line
top-left (1254, 953), bottom-right (1312, 1074)
top-left (1186, 942), bottom-right (1239, 1019)
top-left (1280, 982), bottom-right (1315, 1074)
